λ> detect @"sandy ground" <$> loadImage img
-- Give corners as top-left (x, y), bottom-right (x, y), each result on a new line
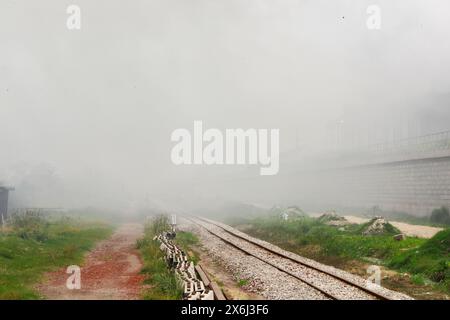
top-left (343, 216), bottom-right (443, 238)
top-left (309, 212), bottom-right (442, 238)
top-left (37, 223), bottom-right (145, 300)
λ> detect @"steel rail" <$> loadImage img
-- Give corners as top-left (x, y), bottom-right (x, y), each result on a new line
top-left (184, 216), bottom-right (341, 300)
top-left (189, 216), bottom-right (392, 300)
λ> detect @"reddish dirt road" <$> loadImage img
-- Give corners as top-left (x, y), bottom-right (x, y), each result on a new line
top-left (38, 223), bottom-right (145, 300)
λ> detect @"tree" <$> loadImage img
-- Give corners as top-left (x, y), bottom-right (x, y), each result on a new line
top-left (430, 206), bottom-right (450, 225)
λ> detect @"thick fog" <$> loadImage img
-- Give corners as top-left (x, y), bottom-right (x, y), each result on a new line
top-left (1, 1), bottom-right (450, 214)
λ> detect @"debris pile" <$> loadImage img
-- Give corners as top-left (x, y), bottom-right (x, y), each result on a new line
top-left (361, 216), bottom-right (400, 236)
top-left (317, 211), bottom-right (349, 226)
top-left (272, 205), bottom-right (307, 220)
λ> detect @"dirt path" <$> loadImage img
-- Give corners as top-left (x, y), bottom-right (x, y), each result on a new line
top-left (37, 223), bottom-right (145, 300)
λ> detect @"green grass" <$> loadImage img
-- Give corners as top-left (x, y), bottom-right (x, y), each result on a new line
top-left (174, 231), bottom-right (200, 264)
top-left (233, 216), bottom-right (424, 260)
top-left (237, 278), bottom-right (249, 287)
top-left (388, 229), bottom-right (450, 291)
top-left (175, 231), bottom-right (199, 247)
top-left (411, 274), bottom-right (426, 285)
top-left (0, 217), bottom-right (112, 299)
top-left (137, 215), bottom-right (183, 300)
top-left (229, 216), bottom-right (449, 294)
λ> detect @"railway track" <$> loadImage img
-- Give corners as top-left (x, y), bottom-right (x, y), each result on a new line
top-left (184, 216), bottom-right (412, 300)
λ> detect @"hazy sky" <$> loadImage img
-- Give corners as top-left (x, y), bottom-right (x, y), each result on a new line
top-left (1, 1), bottom-right (450, 209)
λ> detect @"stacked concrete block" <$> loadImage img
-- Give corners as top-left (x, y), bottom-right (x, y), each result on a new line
top-left (156, 232), bottom-right (216, 300)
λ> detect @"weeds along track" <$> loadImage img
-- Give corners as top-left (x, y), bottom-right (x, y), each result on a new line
top-left (185, 216), bottom-right (413, 300)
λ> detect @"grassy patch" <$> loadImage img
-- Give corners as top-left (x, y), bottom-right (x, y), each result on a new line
top-left (411, 274), bottom-right (425, 285)
top-left (175, 231), bottom-right (199, 247)
top-left (174, 231), bottom-right (200, 264)
top-left (0, 213), bottom-right (112, 300)
top-left (137, 215), bottom-right (183, 300)
top-left (233, 216), bottom-right (424, 260)
top-left (237, 278), bottom-right (248, 287)
top-left (388, 229), bottom-right (449, 291)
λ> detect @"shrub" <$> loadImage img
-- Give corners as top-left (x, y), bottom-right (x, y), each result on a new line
top-left (388, 229), bottom-right (450, 285)
top-left (146, 214), bottom-right (171, 236)
top-left (430, 206), bottom-right (450, 225)
top-left (9, 210), bottom-right (49, 241)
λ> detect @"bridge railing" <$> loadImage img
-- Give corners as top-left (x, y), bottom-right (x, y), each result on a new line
top-left (369, 130), bottom-right (450, 155)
